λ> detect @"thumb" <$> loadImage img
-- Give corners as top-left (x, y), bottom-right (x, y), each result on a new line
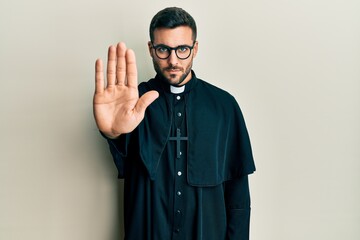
top-left (135, 90), bottom-right (159, 114)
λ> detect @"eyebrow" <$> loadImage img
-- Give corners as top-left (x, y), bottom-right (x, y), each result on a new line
top-left (152, 43), bottom-right (194, 48)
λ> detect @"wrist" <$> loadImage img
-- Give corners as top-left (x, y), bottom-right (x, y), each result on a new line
top-left (100, 131), bottom-right (121, 139)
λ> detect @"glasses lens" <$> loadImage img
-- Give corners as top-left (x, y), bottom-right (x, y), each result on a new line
top-left (176, 46), bottom-right (191, 59)
top-left (155, 46), bottom-right (170, 59)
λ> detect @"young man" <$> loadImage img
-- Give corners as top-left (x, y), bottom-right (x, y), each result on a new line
top-left (93, 7), bottom-right (256, 240)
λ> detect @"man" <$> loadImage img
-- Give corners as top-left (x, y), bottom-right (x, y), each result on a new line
top-left (93, 7), bottom-right (256, 240)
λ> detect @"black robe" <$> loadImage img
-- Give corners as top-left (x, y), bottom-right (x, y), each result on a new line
top-left (104, 72), bottom-right (256, 240)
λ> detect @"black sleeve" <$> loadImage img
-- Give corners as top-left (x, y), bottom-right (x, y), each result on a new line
top-left (224, 175), bottom-right (251, 240)
top-left (100, 131), bottom-right (130, 178)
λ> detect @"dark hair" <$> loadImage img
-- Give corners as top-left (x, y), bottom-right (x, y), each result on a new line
top-left (149, 7), bottom-right (197, 42)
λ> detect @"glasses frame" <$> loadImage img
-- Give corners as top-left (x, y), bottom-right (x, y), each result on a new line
top-left (151, 42), bottom-right (196, 60)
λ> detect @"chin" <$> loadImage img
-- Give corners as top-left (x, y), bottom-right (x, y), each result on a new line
top-left (167, 79), bottom-right (181, 86)
top-left (163, 74), bottom-right (181, 85)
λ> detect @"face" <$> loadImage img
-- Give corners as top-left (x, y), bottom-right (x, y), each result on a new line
top-left (148, 26), bottom-right (198, 86)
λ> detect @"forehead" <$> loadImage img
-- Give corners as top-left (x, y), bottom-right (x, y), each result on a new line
top-left (153, 26), bottom-right (193, 46)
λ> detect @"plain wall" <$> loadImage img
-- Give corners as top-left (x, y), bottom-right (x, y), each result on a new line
top-left (1, 0), bottom-right (359, 239)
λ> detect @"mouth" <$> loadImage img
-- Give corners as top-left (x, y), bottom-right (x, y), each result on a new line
top-left (167, 70), bottom-right (179, 75)
top-left (165, 67), bottom-right (182, 73)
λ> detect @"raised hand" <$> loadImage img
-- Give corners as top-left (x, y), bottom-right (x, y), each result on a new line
top-left (93, 42), bottom-right (159, 138)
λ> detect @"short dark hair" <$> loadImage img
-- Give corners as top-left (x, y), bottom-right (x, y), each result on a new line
top-left (149, 7), bottom-right (197, 42)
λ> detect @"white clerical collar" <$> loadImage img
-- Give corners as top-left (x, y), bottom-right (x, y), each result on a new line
top-left (170, 85), bottom-right (185, 94)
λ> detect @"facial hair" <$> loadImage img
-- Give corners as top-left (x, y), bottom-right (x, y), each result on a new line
top-left (152, 57), bottom-right (193, 86)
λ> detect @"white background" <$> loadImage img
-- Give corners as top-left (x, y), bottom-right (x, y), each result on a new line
top-left (1, 0), bottom-right (359, 239)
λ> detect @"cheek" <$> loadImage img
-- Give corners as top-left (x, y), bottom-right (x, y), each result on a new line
top-left (154, 59), bottom-right (166, 68)
top-left (184, 60), bottom-right (193, 70)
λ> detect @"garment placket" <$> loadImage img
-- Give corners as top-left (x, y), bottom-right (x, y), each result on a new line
top-left (171, 93), bottom-right (187, 239)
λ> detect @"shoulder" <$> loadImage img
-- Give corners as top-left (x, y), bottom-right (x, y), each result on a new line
top-left (138, 78), bottom-right (155, 88)
top-left (138, 79), bottom-right (155, 95)
top-left (194, 78), bottom-right (237, 105)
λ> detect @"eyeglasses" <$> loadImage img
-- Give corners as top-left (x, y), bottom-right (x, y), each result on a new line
top-left (151, 42), bottom-right (196, 60)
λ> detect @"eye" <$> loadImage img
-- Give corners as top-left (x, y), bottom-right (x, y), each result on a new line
top-left (157, 46), bottom-right (169, 53)
top-left (177, 46), bottom-right (190, 53)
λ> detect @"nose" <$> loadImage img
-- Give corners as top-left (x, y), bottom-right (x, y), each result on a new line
top-left (167, 49), bottom-right (179, 65)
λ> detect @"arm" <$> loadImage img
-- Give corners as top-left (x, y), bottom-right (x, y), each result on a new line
top-left (93, 42), bottom-right (159, 138)
top-left (225, 175), bottom-right (252, 240)
top-left (101, 132), bottom-right (129, 178)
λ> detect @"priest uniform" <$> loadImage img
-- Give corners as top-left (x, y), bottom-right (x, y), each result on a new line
top-left (103, 71), bottom-right (256, 240)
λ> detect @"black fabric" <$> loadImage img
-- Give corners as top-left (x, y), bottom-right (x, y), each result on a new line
top-left (225, 176), bottom-right (251, 240)
top-left (136, 72), bottom-right (255, 185)
top-left (103, 72), bottom-right (255, 239)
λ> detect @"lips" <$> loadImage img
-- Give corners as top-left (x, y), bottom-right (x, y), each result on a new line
top-left (166, 67), bottom-right (182, 73)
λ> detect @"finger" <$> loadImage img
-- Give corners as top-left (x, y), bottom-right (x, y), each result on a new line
top-left (116, 42), bottom-right (127, 86)
top-left (135, 90), bottom-right (159, 114)
top-left (126, 48), bottom-right (138, 88)
top-left (106, 45), bottom-right (117, 87)
top-left (95, 59), bottom-right (104, 94)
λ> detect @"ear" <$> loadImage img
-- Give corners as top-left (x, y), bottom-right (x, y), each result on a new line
top-left (147, 41), bottom-right (154, 58)
top-left (193, 41), bottom-right (199, 58)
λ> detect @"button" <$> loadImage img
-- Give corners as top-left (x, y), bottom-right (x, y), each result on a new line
top-left (176, 96), bottom-right (181, 100)
top-left (177, 112), bottom-right (182, 117)
top-left (179, 151), bottom-right (182, 156)
top-left (177, 171), bottom-right (182, 176)
top-left (175, 228), bottom-right (180, 233)
top-left (177, 191), bottom-right (182, 196)
top-left (176, 209), bottom-right (181, 214)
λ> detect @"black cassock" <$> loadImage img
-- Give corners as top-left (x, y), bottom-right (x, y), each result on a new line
top-left (104, 72), bottom-right (256, 240)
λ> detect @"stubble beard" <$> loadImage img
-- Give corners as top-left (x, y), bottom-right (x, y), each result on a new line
top-left (153, 58), bottom-right (193, 86)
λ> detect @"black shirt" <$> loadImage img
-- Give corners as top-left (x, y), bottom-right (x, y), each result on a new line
top-left (105, 72), bottom-right (255, 239)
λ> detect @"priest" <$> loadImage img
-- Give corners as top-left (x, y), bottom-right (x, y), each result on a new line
top-left (93, 7), bottom-right (256, 240)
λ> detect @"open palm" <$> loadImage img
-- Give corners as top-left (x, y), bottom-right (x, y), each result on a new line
top-left (93, 42), bottom-right (159, 138)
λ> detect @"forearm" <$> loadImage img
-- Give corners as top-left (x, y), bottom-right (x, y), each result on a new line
top-left (224, 175), bottom-right (251, 240)
top-left (100, 131), bottom-right (129, 178)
